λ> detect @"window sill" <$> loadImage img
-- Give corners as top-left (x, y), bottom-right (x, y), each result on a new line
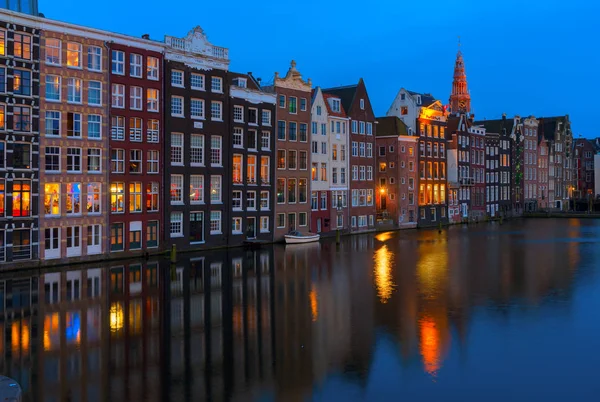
top-left (211, 118), bottom-right (224, 122)
top-left (232, 231), bottom-right (243, 235)
top-left (192, 116), bottom-right (205, 120)
top-left (170, 234), bottom-right (184, 238)
top-left (170, 202), bottom-right (185, 206)
top-left (67, 65), bottom-right (83, 70)
top-left (190, 241), bottom-right (205, 245)
top-left (211, 201), bottom-right (223, 205)
top-left (171, 114), bottom-right (185, 118)
top-left (210, 231), bottom-right (223, 235)
top-left (46, 98), bottom-right (61, 103)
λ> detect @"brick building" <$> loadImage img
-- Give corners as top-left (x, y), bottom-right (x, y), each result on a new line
top-left (163, 27), bottom-right (230, 249)
top-left (323, 79), bottom-right (376, 232)
top-left (38, 23), bottom-right (110, 261)
top-left (108, 38), bottom-right (164, 253)
top-left (266, 61), bottom-right (312, 240)
top-left (228, 72), bottom-right (276, 244)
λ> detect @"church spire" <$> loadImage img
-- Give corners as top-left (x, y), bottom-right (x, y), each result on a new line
top-left (449, 39), bottom-right (471, 114)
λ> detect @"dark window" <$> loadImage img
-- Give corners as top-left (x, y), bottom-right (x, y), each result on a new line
top-left (299, 123), bottom-right (307, 142)
top-left (13, 143), bottom-right (31, 169)
top-left (277, 121), bottom-right (285, 140)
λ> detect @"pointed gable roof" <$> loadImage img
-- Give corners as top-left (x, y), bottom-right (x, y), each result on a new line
top-left (322, 80), bottom-right (360, 114)
top-left (322, 93), bottom-right (348, 118)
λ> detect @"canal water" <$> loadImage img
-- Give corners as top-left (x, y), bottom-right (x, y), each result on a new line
top-left (1, 218), bottom-right (600, 402)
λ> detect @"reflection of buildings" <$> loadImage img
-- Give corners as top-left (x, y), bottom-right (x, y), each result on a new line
top-left (37, 267), bottom-right (108, 402)
top-left (0, 272), bottom-right (39, 401)
top-left (0, 223), bottom-right (589, 400)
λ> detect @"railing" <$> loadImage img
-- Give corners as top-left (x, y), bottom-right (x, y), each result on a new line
top-left (12, 245), bottom-right (31, 261)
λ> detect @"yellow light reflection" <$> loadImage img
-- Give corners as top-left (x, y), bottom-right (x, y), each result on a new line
top-left (419, 316), bottom-right (442, 375)
top-left (43, 312), bottom-right (60, 351)
top-left (416, 238), bottom-right (448, 296)
top-left (11, 320), bottom-right (30, 354)
top-left (309, 285), bottom-right (318, 322)
top-left (373, 245), bottom-right (395, 303)
top-left (110, 302), bottom-right (124, 332)
top-left (375, 231), bottom-right (393, 242)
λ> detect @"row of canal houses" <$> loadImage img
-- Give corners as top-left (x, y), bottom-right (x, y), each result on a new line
top-left (0, 7), bottom-right (575, 267)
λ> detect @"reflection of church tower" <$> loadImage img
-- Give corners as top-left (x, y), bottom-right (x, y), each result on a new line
top-left (449, 41), bottom-right (471, 114)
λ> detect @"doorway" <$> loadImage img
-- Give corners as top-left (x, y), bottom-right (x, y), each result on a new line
top-left (288, 213), bottom-right (296, 232)
top-left (246, 217), bottom-right (256, 239)
top-left (316, 218), bottom-right (322, 233)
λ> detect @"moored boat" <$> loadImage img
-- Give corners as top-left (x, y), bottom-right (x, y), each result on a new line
top-left (284, 231), bottom-right (320, 244)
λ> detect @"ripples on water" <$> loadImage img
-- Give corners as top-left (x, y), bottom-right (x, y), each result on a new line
top-left (1, 219), bottom-right (600, 402)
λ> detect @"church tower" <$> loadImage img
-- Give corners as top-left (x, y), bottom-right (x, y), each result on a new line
top-left (449, 42), bottom-right (471, 114)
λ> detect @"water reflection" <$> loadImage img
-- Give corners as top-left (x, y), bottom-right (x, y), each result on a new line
top-left (0, 219), bottom-right (598, 401)
top-left (374, 244), bottom-right (395, 303)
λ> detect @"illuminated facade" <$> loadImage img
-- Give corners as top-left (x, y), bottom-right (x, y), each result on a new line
top-left (0, 10), bottom-right (40, 263)
top-left (38, 25), bottom-right (110, 261)
top-left (417, 103), bottom-right (449, 226)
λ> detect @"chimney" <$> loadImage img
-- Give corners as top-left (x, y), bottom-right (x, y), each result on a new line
top-left (142, 34), bottom-right (150, 40)
top-left (257, 78), bottom-right (262, 83)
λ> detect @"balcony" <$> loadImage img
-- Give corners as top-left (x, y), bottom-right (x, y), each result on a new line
top-left (12, 244), bottom-right (31, 261)
top-left (460, 177), bottom-right (475, 186)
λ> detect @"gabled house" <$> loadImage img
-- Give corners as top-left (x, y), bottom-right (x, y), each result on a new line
top-left (323, 79), bottom-right (376, 232)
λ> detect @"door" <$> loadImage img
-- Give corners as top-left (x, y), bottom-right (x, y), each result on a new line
top-left (380, 194), bottom-right (387, 211)
top-left (246, 217), bottom-right (256, 239)
top-left (190, 212), bottom-right (204, 243)
top-left (316, 218), bottom-right (322, 233)
top-left (288, 213), bottom-right (296, 232)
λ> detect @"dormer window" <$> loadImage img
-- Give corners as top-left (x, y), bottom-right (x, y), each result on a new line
top-left (233, 78), bottom-right (247, 88)
top-left (360, 99), bottom-right (365, 110)
top-left (416, 95), bottom-right (422, 105)
top-left (400, 93), bottom-right (406, 101)
top-left (316, 106), bottom-right (322, 116)
top-left (331, 99), bottom-right (341, 113)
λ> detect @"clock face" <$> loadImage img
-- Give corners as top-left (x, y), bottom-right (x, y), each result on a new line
top-left (459, 100), bottom-right (466, 108)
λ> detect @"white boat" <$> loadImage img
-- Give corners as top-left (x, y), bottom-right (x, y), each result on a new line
top-left (284, 231), bottom-right (320, 244)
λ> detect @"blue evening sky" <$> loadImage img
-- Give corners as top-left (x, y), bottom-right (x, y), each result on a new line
top-left (41, 0), bottom-right (598, 138)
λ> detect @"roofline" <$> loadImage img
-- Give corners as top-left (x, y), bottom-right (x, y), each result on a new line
top-left (1, 9), bottom-right (165, 51)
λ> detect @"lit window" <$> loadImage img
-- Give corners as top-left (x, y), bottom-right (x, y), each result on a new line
top-left (66, 183), bottom-right (82, 214)
top-left (147, 89), bottom-right (159, 112)
top-left (44, 183), bottom-right (61, 216)
top-left (129, 182), bottom-right (142, 212)
top-left (210, 211), bottom-right (222, 234)
top-left (14, 33), bottom-right (32, 59)
top-left (66, 42), bottom-right (82, 68)
top-left (45, 38), bottom-right (61, 65)
top-left (170, 174), bottom-right (183, 203)
top-left (147, 56), bottom-right (159, 80)
top-left (87, 183), bottom-right (101, 214)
